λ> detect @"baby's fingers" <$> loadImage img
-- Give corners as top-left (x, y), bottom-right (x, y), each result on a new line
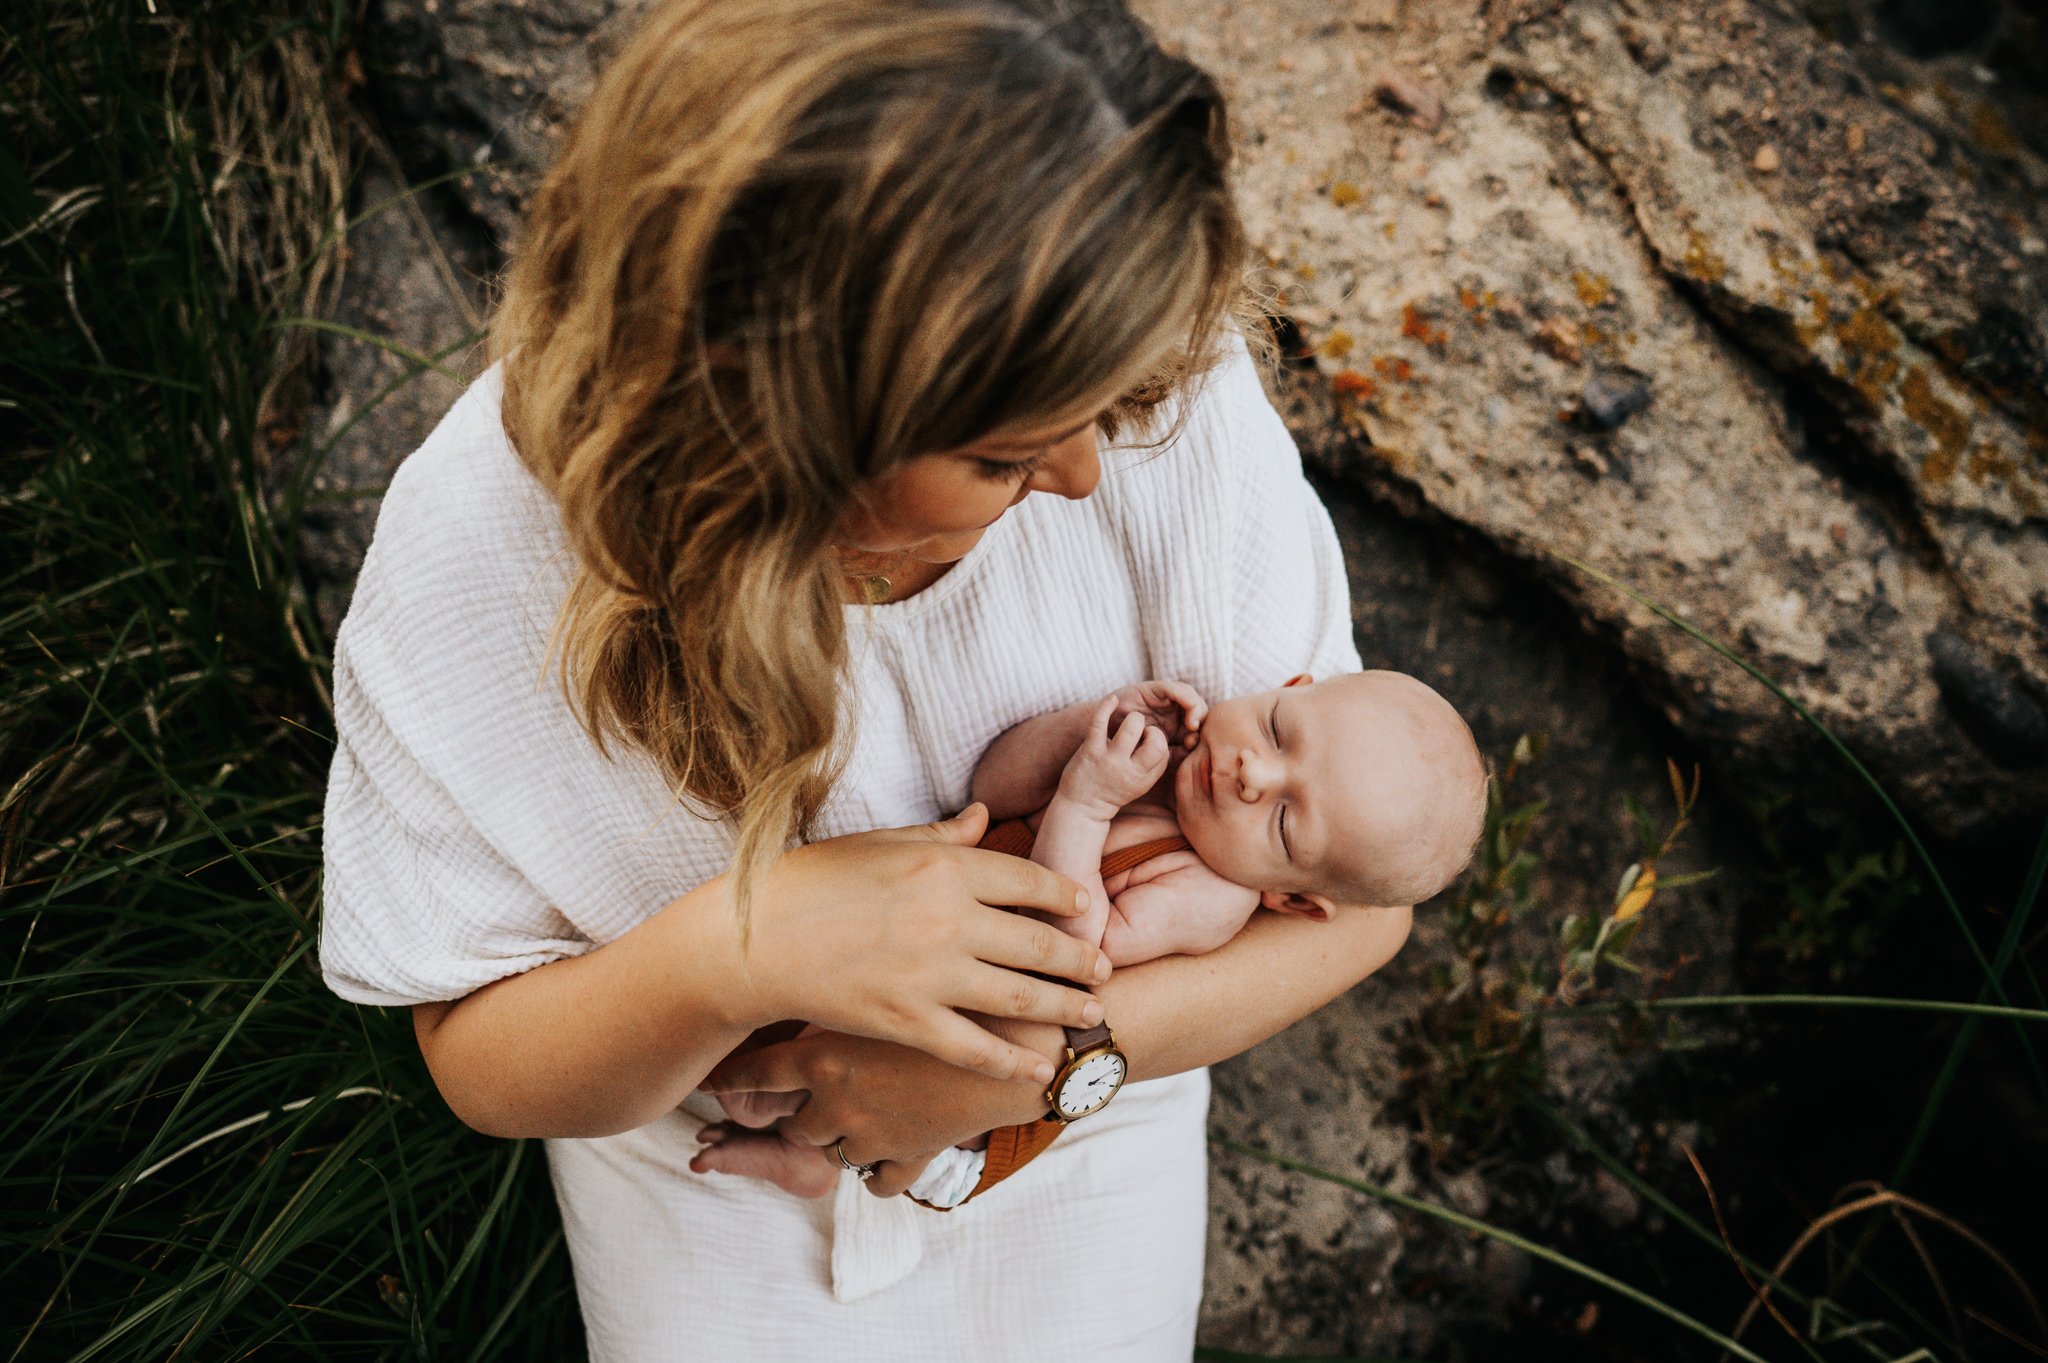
top-left (1111, 711), bottom-right (1148, 756)
top-left (1159, 680), bottom-right (1208, 729)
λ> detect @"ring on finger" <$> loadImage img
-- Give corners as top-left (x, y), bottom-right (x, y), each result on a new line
top-left (833, 1139), bottom-right (879, 1181)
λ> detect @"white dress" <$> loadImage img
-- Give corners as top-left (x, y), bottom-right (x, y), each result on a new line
top-left (320, 334), bottom-right (1362, 1361)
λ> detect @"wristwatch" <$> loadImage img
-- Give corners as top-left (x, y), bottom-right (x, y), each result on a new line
top-left (1045, 1018), bottom-right (1128, 1122)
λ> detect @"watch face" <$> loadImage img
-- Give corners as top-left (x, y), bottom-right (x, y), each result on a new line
top-left (1054, 1049), bottom-right (1128, 1120)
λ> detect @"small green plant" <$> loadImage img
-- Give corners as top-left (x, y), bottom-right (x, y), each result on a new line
top-left (1405, 733), bottom-right (1551, 1162)
top-left (1745, 792), bottom-right (1919, 986)
top-left (1405, 737), bottom-right (1713, 1164)
top-left (1556, 759), bottom-right (1713, 1005)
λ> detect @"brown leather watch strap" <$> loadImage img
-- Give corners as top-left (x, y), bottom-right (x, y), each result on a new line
top-left (905, 1116), bottom-right (1066, 1212)
top-left (1063, 1019), bottom-right (1112, 1051)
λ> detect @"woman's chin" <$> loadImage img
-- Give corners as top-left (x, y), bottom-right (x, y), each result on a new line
top-left (909, 528), bottom-right (988, 563)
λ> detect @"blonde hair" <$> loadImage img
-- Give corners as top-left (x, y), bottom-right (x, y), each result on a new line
top-left (493, 0), bottom-right (1261, 916)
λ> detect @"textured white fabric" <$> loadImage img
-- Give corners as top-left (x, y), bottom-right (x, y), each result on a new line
top-left (320, 332), bottom-right (1362, 1360)
top-left (902, 1144), bottom-right (986, 1211)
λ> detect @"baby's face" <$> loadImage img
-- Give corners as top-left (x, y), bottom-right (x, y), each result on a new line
top-left (1171, 673), bottom-right (1459, 911)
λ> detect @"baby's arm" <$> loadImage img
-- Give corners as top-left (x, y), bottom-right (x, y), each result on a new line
top-left (1028, 698), bottom-right (1170, 948)
top-left (1102, 855), bottom-right (1262, 965)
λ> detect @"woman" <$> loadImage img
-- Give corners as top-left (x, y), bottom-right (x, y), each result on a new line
top-left (319, 0), bottom-right (1413, 1356)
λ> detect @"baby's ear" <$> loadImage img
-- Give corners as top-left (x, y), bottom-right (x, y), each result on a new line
top-left (1259, 889), bottom-right (1334, 921)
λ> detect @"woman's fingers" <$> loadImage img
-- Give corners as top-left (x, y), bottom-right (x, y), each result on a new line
top-left (962, 962), bottom-right (1105, 1031)
top-left (864, 1157), bottom-right (931, 1199)
top-left (912, 1007), bottom-right (1060, 1084)
top-left (969, 903), bottom-right (1111, 984)
top-left (962, 845), bottom-right (1091, 920)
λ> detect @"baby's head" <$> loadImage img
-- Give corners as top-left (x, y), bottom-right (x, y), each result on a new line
top-left (1171, 670), bottom-right (1486, 916)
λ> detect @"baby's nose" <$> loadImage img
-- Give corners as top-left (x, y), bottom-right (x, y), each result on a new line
top-left (1234, 749), bottom-right (1278, 799)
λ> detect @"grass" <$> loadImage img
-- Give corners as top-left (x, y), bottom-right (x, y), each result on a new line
top-left (3, 0), bottom-right (2043, 1359)
top-left (0, 2), bottom-right (576, 1357)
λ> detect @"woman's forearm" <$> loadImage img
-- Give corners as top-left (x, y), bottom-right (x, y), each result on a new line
top-left (413, 876), bottom-right (758, 1140)
top-left (1099, 901), bottom-right (1413, 1083)
top-left (970, 699), bottom-right (1100, 817)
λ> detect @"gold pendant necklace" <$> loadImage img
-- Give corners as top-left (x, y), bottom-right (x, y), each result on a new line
top-left (836, 549), bottom-right (903, 605)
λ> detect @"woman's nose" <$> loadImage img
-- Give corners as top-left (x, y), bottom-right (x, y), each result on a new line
top-left (1027, 427), bottom-right (1101, 500)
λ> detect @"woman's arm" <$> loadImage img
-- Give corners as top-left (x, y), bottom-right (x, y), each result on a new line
top-left (412, 807), bottom-right (1112, 1139)
top-left (702, 899), bottom-right (1413, 1192)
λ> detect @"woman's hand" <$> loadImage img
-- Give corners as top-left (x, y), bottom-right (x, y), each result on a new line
top-left (735, 803), bottom-right (1111, 1086)
top-left (701, 1020), bottom-right (1063, 1197)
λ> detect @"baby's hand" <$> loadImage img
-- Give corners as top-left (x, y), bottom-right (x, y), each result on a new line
top-left (1110, 679), bottom-right (1208, 751)
top-left (1059, 696), bottom-right (1171, 813)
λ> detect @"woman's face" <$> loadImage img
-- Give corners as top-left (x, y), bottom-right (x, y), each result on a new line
top-left (833, 416), bottom-right (1103, 562)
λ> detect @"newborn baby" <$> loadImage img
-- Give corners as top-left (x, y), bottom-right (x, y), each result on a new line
top-left (692, 670), bottom-right (1486, 1203)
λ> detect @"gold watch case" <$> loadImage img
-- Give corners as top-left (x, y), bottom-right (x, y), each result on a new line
top-left (1045, 1024), bottom-right (1128, 1122)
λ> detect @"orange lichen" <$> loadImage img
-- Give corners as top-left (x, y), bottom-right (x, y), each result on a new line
top-left (1902, 366), bottom-right (1971, 484)
top-left (1572, 270), bottom-right (1614, 308)
top-left (1682, 230), bottom-right (1728, 285)
top-left (1382, 221), bottom-right (1397, 242)
top-left (1321, 329), bottom-right (1355, 360)
top-left (1296, 263), bottom-right (1318, 280)
top-left (1794, 288), bottom-right (1831, 347)
top-left (1371, 354), bottom-right (1415, 382)
top-left (1852, 353), bottom-right (1901, 407)
top-left (1329, 181), bottom-right (1362, 207)
top-left (1401, 301), bottom-right (1447, 349)
top-left (1833, 305), bottom-right (1896, 356)
top-left (1457, 286), bottom-right (1493, 326)
top-left (1332, 369), bottom-right (1377, 401)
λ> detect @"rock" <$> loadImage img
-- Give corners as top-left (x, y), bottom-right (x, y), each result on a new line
top-left (1752, 144), bottom-right (1781, 173)
top-left (302, 154), bottom-right (491, 633)
top-left (1147, 0), bottom-right (2048, 838)
top-left (1371, 69), bottom-right (1445, 132)
top-left (1588, 1167), bottom-right (1642, 1227)
top-left (1578, 366), bottom-right (1654, 431)
top-left (1926, 630), bottom-right (2048, 767)
top-left (1351, 0), bottom-right (1399, 29)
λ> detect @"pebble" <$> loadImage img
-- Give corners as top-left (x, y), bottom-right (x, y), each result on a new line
top-left (1579, 366), bottom-right (1654, 430)
top-left (1753, 145), bottom-right (1781, 173)
top-left (1926, 631), bottom-right (2048, 768)
top-left (1372, 69), bottom-right (1446, 132)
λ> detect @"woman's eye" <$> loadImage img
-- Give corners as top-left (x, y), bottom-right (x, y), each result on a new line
top-left (973, 456), bottom-right (1043, 482)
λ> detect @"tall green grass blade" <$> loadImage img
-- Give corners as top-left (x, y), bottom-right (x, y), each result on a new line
top-left (1542, 994), bottom-right (2048, 1025)
top-left (1544, 553), bottom-right (2040, 1093)
top-left (1888, 814), bottom-right (2048, 1186)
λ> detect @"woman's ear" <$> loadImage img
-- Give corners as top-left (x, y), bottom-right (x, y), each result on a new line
top-left (1283, 673), bottom-right (1312, 689)
top-left (1259, 889), bottom-right (1334, 921)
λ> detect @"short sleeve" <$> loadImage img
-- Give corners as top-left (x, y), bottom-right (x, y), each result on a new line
top-left (320, 634), bottom-right (593, 1007)
top-left (1097, 331), bottom-right (1362, 698)
top-left (316, 373), bottom-right (607, 1009)
top-left (1218, 346), bottom-right (1363, 689)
